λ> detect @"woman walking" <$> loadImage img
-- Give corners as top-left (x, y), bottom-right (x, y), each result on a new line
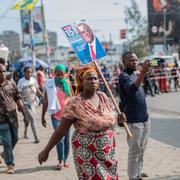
top-left (41, 64), bottom-right (74, 169)
top-left (39, 65), bottom-right (126, 179)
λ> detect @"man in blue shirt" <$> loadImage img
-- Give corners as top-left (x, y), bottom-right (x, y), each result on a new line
top-left (118, 52), bottom-right (151, 180)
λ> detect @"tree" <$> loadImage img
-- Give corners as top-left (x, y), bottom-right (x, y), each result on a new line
top-left (124, 0), bottom-right (150, 58)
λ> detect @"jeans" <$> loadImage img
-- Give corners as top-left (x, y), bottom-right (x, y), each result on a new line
top-left (51, 118), bottom-right (70, 163)
top-left (127, 121), bottom-right (150, 179)
top-left (0, 123), bottom-right (18, 166)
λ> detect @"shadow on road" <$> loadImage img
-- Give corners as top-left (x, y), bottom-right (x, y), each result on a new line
top-left (17, 141), bottom-right (36, 144)
top-left (149, 175), bottom-right (180, 180)
top-left (5, 165), bottom-right (57, 174)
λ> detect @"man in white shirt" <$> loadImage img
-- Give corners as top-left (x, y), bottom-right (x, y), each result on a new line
top-left (18, 67), bottom-right (42, 143)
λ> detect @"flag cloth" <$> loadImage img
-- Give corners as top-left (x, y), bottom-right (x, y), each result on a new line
top-left (12, 0), bottom-right (38, 10)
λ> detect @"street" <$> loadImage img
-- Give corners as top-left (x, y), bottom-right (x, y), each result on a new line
top-left (0, 92), bottom-right (180, 179)
top-left (151, 116), bottom-right (180, 148)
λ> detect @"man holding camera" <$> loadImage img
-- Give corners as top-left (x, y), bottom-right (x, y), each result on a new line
top-left (118, 52), bottom-right (151, 180)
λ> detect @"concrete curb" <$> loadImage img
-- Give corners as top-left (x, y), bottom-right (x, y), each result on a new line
top-left (149, 107), bottom-right (180, 116)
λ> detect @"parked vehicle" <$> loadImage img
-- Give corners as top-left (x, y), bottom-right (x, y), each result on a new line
top-left (148, 55), bottom-right (175, 68)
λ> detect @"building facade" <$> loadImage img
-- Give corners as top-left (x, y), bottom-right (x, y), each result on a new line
top-left (48, 31), bottom-right (57, 48)
top-left (0, 31), bottom-right (20, 52)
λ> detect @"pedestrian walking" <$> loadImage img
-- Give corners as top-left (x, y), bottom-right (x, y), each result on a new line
top-left (159, 64), bottom-right (169, 93)
top-left (41, 64), bottom-right (74, 170)
top-left (0, 58), bottom-right (6, 147)
top-left (118, 52), bottom-right (151, 180)
top-left (38, 65), bottom-right (126, 179)
top-left (149, 68), bottom-right (160, 95)
top-left (143, 73), bottom-right (154, 97)
top-left (171, 61), bottom-right (179, 91)
top-left (17, 67), bottom-right (42, 143)
top-left (36, 65), bottom-right (45, 105)
top-left (69, 68), bottom-right (76, 93)
top-left (0, 64), bottom-right (26, 174)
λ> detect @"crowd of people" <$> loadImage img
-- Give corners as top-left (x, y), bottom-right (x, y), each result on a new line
top-left (0, 53), bottom-right (179, 179)
top-left (98, 59), bottom-right (180, 97)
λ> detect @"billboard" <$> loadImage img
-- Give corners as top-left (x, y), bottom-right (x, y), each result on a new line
top-left (148, 0), bottom-right (180, 44)
top-left (21, 6), bottom-right (45, 46)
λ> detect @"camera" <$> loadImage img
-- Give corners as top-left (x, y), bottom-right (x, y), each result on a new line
top-left (150, 58), bottom-right (165, 67)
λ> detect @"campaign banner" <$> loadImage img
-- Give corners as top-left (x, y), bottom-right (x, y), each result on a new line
top-left (62, 21), bottom-right (107, 65)
top-left (21, 6), bottom-right (45, 46)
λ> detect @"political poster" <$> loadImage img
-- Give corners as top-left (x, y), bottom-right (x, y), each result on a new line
top-left (21, 6), bottom-right (45, 46)
top-left (62, 20), bottom-right (107, 65)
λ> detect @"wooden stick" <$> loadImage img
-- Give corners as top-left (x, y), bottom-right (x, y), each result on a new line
top-left (93, 60), bottom-right (132, 138)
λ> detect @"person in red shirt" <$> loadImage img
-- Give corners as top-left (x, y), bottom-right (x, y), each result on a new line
top-left (37, 65), bottom-right (45, 105)
top-left (37, 65), bottom-right (45, 91)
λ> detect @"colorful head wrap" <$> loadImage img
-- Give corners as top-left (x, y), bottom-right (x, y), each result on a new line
top-left (76, 65), bottom-right (98, 94)
top-left (54, 64), bottom-right (71, 97)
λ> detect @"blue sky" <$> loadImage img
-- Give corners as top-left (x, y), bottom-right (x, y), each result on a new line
top-left (0, 0), bottom-right (147, 46)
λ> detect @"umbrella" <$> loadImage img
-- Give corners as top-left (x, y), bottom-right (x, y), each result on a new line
top-left (12, 57), bottom-right (49, 70)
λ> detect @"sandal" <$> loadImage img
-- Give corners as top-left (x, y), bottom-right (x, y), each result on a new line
top-left (141, 173), bottom-right (148, 177)
top-left (64, 162), bottom-right (71, 168)
top-left (56, 163), bottom-right (63, 170)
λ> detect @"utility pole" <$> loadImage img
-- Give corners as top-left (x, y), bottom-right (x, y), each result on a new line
top-left (109, 32), bottom-right (113, 61)
top-left (41, 0), bottom-right (51, 67)
top-left (163, 8), bottom-right (167, 54)
top-left (124, 17), bottom-right (129, 51)
top-left (30, 10), bottom-right (36, 72)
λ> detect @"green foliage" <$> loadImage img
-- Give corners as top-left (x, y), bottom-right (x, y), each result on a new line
top-left (124, 0), bottom-right (150, 58)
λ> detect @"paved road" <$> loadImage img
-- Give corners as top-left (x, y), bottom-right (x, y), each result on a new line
top-left (0, 92), bottom-right (180, 179)
top-left (147, 91), bottom-right (180, 115)
top-left (147, 91), bottom-right (180, 148)
top-left (0, 112), bottom-right (180, 180)
top-left (150, 116), bottom-right (180, 148)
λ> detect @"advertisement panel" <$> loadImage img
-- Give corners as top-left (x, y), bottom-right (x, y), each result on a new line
top-left (148, 0), bottom-right (180, 44)
top-left (21, 6), bottom-right (45, 46)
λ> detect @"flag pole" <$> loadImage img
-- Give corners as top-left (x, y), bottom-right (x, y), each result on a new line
top-left (93, 60), bottom-right (132, 138)
top-left (11, 0), bottom-right (39, 72)
top-left (30, 9), bottom-right (36, 72)
top-left (41, 0), bottom-right (51, 67)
